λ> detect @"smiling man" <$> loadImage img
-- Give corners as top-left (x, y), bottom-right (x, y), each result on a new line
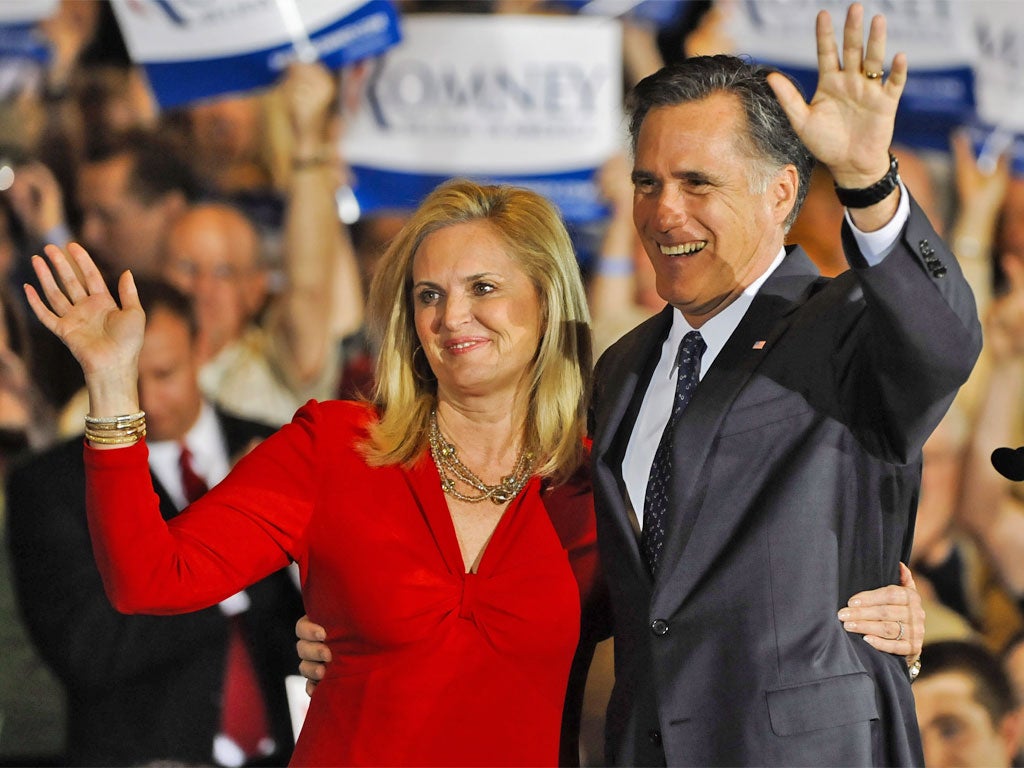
top-left (589, 4), bottom-right (981, 765)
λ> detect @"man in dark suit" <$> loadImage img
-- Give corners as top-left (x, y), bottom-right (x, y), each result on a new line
top-left (590, 4), bottom-right (982, 766)
top-left (6, 280), bottom-right (303, 767)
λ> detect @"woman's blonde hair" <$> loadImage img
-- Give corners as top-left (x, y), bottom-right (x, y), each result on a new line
top-left (364, 179), bottom-right (592, 483)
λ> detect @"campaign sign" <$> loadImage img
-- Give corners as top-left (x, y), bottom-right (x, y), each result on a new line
top-left (723, 0), bottom-right (976, 151)
top-left (342, 14), bottom-right (624, 224)
top-left (968, 0), bottom-right (1024, 175)
top-left (112, 0), bottom-right (401, 108)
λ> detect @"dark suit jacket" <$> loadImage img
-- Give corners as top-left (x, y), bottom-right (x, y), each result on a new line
top-left (591, 198), bottom-right (981, 767)
top-left (5, 411), bottom-right (304, 767)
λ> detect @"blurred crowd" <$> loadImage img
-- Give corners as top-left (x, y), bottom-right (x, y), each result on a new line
top-left (1, 1), bottom-right (1024, 767)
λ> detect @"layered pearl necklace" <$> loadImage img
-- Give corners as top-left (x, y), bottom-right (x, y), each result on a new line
top-left (428, 410), bottom-right (534, 505)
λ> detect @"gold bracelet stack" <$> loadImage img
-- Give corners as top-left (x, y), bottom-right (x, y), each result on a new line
top-left (84, 411), bottom-right (147, 446)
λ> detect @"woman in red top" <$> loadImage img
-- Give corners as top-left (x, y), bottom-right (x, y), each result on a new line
top-left (26, 179), bottom-right (923, 767)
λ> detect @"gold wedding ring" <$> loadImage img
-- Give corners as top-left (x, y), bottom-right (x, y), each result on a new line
top-left (894, 619), bottom-right (905, 641)
top-left (864, 69), bottom-right (884, 80)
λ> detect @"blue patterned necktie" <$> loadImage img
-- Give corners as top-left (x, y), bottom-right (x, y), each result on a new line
top-left (641, 330), bottom-right (706, 576)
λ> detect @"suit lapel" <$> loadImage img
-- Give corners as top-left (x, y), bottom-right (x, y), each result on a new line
top-left (651, 249), bottom-right (822, 614)
top-left (593, 307), bottom-right (673, 581)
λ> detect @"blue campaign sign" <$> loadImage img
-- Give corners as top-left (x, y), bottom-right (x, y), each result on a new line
top-left (112, 0), bottom-right (401, 109)
top-left (0, 22), bottom-right (49, 63)
top-left (348, 165), bottom-right (608, 224)
top-left (0, 1), bottom-right (57, 64)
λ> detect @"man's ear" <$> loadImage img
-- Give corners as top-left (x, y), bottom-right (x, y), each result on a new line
top-left (770, 164), bottom-right (799, 226)
top-left (998, 707), bottom-right (1024, 763)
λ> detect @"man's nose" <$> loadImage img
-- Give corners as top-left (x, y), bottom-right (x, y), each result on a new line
top-left (651, 188), bottom-right (689, 232)
top-left (191, 269), bottom-right (218, 296)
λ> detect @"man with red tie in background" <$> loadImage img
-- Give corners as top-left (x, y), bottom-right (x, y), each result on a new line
top-left (6, 279), bottom-right (302, 767)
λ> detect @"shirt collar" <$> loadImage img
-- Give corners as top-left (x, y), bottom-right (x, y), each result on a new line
top-left (147, 401), bottom-right (223, 472)
top-left (666, 246), bottom-right (787, 379)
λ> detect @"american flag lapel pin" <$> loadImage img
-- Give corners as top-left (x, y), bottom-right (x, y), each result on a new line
top-left (752, 340), bottom-right (767, 350)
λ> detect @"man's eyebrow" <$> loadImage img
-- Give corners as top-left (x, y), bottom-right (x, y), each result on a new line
top-left (676, 170), bottom-right (714, 184)
top-left (630, 169), bottom-right (716, 184)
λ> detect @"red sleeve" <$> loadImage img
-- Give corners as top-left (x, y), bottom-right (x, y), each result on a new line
top-left (84, 400), bottom-right (340, 615)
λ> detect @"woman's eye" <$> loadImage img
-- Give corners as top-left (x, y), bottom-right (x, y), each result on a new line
top-left (473, 282), bottom-right (495, 296)
top-left (417, 289), bottom-right (440, 305)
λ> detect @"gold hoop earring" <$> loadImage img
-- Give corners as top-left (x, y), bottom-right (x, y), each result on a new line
top-left (412, 345), bottom-right (435, 384)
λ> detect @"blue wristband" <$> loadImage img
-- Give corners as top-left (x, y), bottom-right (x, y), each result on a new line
top-left (596, 258), bottom-right (634, 277)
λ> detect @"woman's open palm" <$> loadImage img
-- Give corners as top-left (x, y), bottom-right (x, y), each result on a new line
top-left (24, 243), bottom-right (145, 378)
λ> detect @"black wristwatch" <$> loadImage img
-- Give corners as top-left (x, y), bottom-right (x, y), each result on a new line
top-left (834, 153), bottom-right (900, 208)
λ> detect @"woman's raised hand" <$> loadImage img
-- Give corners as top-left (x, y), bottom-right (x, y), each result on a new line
top-left (24, 244), bottom-right (145, 397)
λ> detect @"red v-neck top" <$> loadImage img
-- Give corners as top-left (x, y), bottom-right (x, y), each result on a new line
top-left (84, 400), bottom-right (604, 767)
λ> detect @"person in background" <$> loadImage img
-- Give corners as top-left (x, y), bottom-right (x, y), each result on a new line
top-left (73, 130), bottom-right (199, 279)
top-left (6, 279), bottom-right (303, 768)
top-left (156, 201), bottom-right (338, 428)
top-left (56, 62), bottom-right (360, 431)
top-left (914, 640), bottom-right (1024, 768)
top-left (1002, 631), bottom-right (1024, 763)
top-left (0, 282), bottom-right (62, 766)
top-left (587, 153), bottom-right (663, 358)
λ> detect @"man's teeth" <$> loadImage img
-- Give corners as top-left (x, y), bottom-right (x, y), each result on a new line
top-left (660, 241), bottom-right (707, 255)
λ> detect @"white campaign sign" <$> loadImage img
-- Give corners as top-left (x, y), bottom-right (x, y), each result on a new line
top-left (723, 0), bottom-right (975, 69)
top-left (114, 0), bottom-right (367, 61)
top-left (341, 13), bottom-right (623, 221)
top-left (345, 14), bottom-right (622, 173)
top-left (0, 0), bottom-right (58, 24)
top-left (111, 0), bottom-right (401, 108)
top-left (970, 0), bottom-right (1024, 131)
